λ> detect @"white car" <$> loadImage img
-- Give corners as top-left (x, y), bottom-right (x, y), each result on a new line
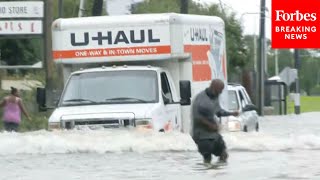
top-left (222, 83), bottom-right (259, 132)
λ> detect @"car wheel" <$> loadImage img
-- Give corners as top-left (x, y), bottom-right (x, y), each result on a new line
top-left (243, 126), bottom-right (248, 132)
top-left (255, 123), bottom-right (259, 132)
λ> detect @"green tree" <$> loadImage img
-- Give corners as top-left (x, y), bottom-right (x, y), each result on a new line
top-left (52, 0), bottom-right (107, 18)
top-left (299, 53), bottom-right (320, 95)
top-left (131, 0), bottom-right (248, 74)
top-left (266, 49), bottom-right (294, 77)
top-left (0, 39), bottom-right (42, 67)
top-left (243, 35), bottom-right (258, 70)
top-left (53, 0), bottom-right (80, 18)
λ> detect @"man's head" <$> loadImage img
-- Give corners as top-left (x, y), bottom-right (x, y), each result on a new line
top-left (209, 79), bottom-right (225, 96)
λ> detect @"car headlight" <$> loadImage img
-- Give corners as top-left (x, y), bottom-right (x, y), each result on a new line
top-left (48, 122), bottom-right (61, 130)
top-left (228, 120), bottom-right (241, 131)
top-left (135, 118), bottom-right (153, 129)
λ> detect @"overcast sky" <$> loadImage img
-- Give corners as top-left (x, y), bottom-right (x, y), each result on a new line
top-left (106, 0), bottom-right (272, 39)
top-left (201, 0), bottom-right (272, 39)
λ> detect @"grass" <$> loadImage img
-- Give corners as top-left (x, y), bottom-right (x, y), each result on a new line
top-left (287, 96), bottom-right (320, 114)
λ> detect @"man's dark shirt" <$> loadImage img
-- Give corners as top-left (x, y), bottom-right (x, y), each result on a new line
top-left (191, 88), bottom-right (231, 140)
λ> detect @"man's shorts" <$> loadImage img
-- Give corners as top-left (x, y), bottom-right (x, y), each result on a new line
top-left (196, 134), bottom-right (226, 157)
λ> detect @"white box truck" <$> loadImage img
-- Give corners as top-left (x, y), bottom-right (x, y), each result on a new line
top-left (37, 13), bottom-right (229, 133)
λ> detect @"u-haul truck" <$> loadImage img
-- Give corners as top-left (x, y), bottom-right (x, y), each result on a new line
top-left (37, 13), bottom-right (228, 133)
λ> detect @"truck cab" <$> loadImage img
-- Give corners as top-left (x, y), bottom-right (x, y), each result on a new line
top-left (46, 66), bottom-right (191, 131)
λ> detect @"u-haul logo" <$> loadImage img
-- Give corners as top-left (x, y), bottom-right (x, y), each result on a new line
top-left (70, 29), bottom-right (160, 46)
top-left (190, 27), bottom-right (208, 42)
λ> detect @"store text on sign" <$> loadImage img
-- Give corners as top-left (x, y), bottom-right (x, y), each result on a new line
top-left (0, 6), bottom-right (27, 15)
top-left (0, 2), bottom-right (43, 18)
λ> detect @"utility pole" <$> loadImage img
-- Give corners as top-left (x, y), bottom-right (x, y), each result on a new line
top-left (180, 0), bottom-right (188, 133)
top-left (275, 49), bottom-right (278, 75)
top-left (44, 0), bottom-right (54, 106)
top-left (58, 0), bottom-right (63, 18)
top-left (180, 0), bottom-right (188, 14)
top-left (294, 49), bottom-right (301, 114)
top-left (92, 0), bottom-right (103, 16)
top-left (253, 35), bottom-right (257, 72)
top-left (257, 0), bottom-right (266, 116)
top-left (78, 0), bottom-right (86, 17)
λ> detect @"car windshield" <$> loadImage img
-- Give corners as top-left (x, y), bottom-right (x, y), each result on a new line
top-left (228, 90), bottom-right (239, 111)
top-left (60, 70), bottom-right (158, 106)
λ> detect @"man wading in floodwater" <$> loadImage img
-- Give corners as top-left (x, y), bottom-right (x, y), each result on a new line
top-left (191, 79), bottom-right (239, 164)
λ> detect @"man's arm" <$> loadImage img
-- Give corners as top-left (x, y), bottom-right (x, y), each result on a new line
top-left (217, 109), bottom-right (239, 117)
top-left (216, 100), bottom-right (239, 117)
top-left (18, 99), bottom-right (31, 120)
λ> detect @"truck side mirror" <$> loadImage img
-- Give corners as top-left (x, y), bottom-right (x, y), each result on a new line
top-left (36, 87), bottom-right (47, 111)
top-left (179, 80), bottom-right (191, 106)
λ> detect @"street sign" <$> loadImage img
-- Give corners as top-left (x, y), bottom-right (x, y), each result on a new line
top-left (0, 1), bottom-right (44, 68)
top-left (0, 1), bottom-right (44, 18)
top-left (279, 66), bottom-right (298, 86)
top-left (0, 20), bottom-right (42, 35)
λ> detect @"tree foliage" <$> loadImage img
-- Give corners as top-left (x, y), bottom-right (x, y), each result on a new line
top-left (131, 0), bottom-right (248, 73)
top-left (0, 39), bottom-right (41, 66)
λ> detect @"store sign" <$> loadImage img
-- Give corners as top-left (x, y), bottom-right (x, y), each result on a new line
top-left (0, 1), bottom-right (44, 18)
top-left (0, 20), bottom-right (42, 35)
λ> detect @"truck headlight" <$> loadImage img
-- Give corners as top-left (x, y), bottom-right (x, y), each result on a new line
top-left (48, 122), bottom-right (61, 130)
top-left (135, 119), bottom-right (153, 129)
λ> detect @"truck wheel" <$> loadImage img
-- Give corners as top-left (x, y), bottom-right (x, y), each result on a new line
top-left (255, 123), bottom-right (259, 132)
top-left (243, 126), bottom-right (248, 132)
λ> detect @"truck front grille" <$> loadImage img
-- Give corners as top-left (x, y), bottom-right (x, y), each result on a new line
top-left (62, 118), bottom-right (135, 129)
top-left (75, 119), bottom-right (120, 125)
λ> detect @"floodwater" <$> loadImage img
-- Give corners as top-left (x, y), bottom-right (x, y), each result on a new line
top-left (1, 112), bottom-right (320, 180)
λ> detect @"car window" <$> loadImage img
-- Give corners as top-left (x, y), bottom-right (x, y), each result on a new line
top-left (228, 90), bottom-right (239, 111)
top-left (241, 88), bottom-right (252, 104)
top-left (238, 89), bottom-right (248, 108)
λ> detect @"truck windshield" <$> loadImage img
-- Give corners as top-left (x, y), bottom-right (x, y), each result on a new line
top-left (60, 70), bottom-right (158, 106)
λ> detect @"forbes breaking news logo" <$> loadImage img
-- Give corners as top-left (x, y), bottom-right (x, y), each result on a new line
top-left (275, 10), bottom-right (316, 40)
top-left (271, 0), bottom-right (320, 48)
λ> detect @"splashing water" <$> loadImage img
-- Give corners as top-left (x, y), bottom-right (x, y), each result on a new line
top-left (1, 112), bottom-right (320, 155)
